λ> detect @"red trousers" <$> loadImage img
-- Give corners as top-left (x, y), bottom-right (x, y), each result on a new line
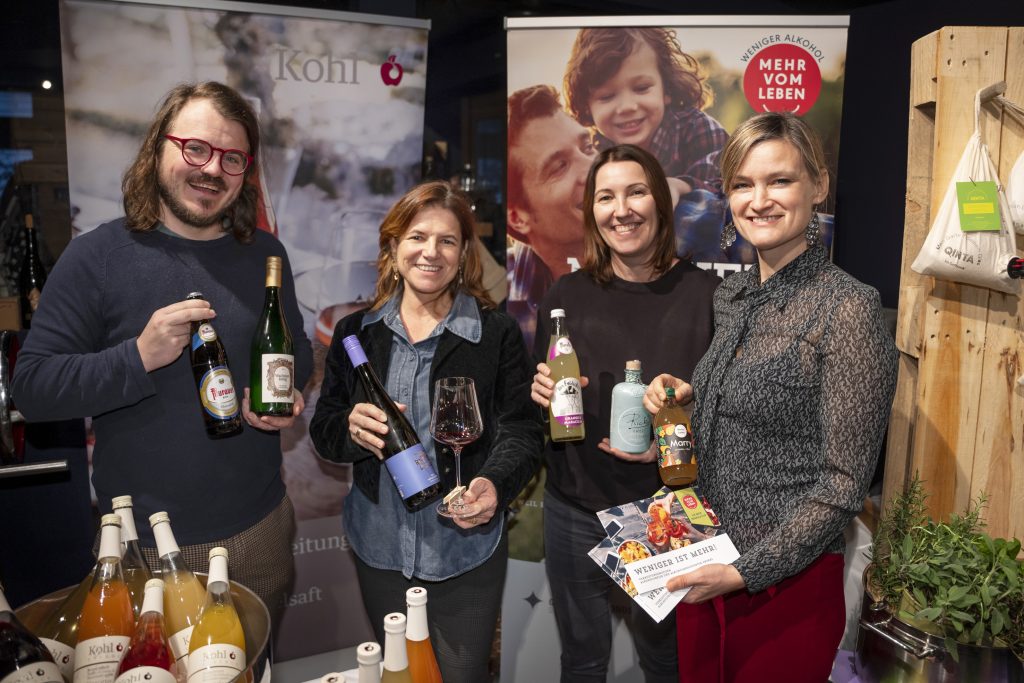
top-left (676, 553), bottom-right (845, 683)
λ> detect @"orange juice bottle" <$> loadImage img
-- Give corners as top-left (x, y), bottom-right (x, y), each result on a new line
top-left (149, 512), bottom-right (206, 668)
top-left (404, 588), bottom-right (441, 683)
top-left (73, 514), bottom-right (135, 683)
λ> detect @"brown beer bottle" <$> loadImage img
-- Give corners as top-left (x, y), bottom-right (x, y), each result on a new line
top-left (187, 292), bottom-right (242, 438)
top-left (654, 388), bottom-right (697, 486)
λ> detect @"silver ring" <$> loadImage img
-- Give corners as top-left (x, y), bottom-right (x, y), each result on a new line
top-left (355, 427), bottom-right (363, 439)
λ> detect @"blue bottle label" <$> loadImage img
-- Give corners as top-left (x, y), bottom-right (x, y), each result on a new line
top-left (385, 444), bottom-right (440, 500)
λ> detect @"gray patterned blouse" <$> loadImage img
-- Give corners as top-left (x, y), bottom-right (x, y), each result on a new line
top-left (691, 244), bottom-right (898, 594)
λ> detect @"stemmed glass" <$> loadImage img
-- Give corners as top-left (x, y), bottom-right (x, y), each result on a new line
top-left (430, 377), bottom-right (483, 518)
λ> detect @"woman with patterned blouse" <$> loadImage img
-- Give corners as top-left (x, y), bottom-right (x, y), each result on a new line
top-left (644, 112), bottom-right (898, 682)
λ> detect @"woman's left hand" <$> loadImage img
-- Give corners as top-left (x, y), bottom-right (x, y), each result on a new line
top-left (452, 477), bottom-right (498, 530)
top-left (666, 563), bottom-right (746, 603)
top-left (597, 437), bottom-right (658, 463)
top-left (242, 388), bottom-right (305, 432)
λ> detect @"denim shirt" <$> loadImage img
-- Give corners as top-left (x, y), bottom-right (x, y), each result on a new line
top-left (342, 291), bottom-right (504, 580)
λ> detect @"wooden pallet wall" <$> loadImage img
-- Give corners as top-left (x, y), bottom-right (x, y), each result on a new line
top-left (886, 26), bottom-right (1024, 544)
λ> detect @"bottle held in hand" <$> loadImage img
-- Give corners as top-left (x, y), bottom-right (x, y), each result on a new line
top-left (655, 387), bottom-right (697, 486)
top-left (187, 293), bottom-right (242, 439)
top-left (342, 336), bottom-right (441, 511)
top-left (547, 309), bottom-right (584, 442)
top-left (609, 360), bottom-right (652, 453)
top-left (249, 256), bottom-right (295, 417)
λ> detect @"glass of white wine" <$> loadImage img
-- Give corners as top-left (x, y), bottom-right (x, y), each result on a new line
top-left (430, 377), bottom-right (483, 518)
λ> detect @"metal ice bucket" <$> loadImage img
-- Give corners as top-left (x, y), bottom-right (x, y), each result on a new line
top-left (15, 575), bottom-right (270, 683)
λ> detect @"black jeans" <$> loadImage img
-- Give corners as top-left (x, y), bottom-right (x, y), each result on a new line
top-left (544, 491), bottom-right (678, 683)
top-left (353, 530), bottom-right (507, 683)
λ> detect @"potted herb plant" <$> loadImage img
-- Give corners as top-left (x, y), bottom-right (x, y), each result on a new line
top-left (857, 475), bottom-right (1024, 682)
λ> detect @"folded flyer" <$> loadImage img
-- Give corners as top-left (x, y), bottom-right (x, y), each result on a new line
top-left (589, 486), bottom-right (735, 621)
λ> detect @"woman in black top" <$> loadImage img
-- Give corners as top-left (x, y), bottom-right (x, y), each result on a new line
top-left (646, 112), bottom-right (898, 682)
top-left (530, 145), bottom-right (719, 682)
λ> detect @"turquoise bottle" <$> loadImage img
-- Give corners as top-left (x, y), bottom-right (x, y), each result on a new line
top-left (609, 360), bottom-right (651, 453)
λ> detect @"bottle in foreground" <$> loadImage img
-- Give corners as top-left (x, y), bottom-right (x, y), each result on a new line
top-left (187, 292), bottom-right (242, 439)
top-left (35, 575), bottom-right (90, 681)
top-left (342, 336), bottom-right (441, 511)
top-left (186, 548), bottom-right (244, 683)
top-left (546, 309), bottom-right (584, 442)
top-left (404, 588), bottom-right (441, 683)
top-left (18, 213), bottom-right (47, 330)
top-left (655, 388), bottom-right (697, 487)
top-left (115, 579), bottom-right (178, 683)
top-left (380, 614), bottom-right (412, 683)
top-left (250, 256), bottom-right (295, 417)
top-left (149, 512), bottom-right (206, 668)
top-left (609, 360), bottom-right (652, 453)
top-left (112, 495), bottom-right (152, 620)
top-left (0, 585), bottom-right (63, 683)
top-left (74, 514), bottom-right (135, 683)
top-left (355, 642), bottom-right (381, 683)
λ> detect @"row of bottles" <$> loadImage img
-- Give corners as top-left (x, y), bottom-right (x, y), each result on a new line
top-left (547, 310), bottom-right (697, 486)
top-left (187, 255), bottom-right (296, 439)
top-left (2, 499), bottom-right (246, 683)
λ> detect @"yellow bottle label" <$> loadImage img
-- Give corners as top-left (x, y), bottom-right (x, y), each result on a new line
top-left (655, 423), bottom-right (693, 468)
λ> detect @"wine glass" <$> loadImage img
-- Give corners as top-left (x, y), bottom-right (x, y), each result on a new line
top-left (430, 377), bottom-right (483, 518)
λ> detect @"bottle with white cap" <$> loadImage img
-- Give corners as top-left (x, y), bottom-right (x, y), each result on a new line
top-left (73, 514), bottom-right (134, 683)
top-left (380, 613), bottom-right (411, 683)
top-left (112, 495), bottom-right (152, 619)
top-left (546, 309), bottom-right (584, 442)
top-left (355, 642), bottom-right (381, 683)
top-left (186, 547), bottom-right (245, 683)
top-left (404, 588), bottom-right (441, 683)
top-left (114, 578), bottom-right (178, 683)
top-left (149, 512), bottom-right (205, 667)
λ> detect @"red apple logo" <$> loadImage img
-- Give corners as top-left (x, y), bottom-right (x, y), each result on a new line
top-left (381, 55), bottom-right (403, 86)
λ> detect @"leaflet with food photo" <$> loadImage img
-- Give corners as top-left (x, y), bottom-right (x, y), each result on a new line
top-left (586, 537), bottom-right (681, 623)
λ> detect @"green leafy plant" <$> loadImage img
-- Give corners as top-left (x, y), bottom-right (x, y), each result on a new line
top-left (868, 474), bottom-right (1024, 663)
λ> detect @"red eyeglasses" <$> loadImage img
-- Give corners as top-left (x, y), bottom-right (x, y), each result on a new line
top-left (164, 135), bottom-right (253, 176)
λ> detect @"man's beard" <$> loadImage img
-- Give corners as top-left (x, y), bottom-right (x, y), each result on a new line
top-left (158, 171), bottom-right (233, 229)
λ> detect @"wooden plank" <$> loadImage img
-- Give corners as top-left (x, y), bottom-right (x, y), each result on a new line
top-left (910, 30), bottom-right (938, 108)
top-left (911, 26), bottom-right (1009, 521)
top-left (882, 352), bottom-right (919, 516)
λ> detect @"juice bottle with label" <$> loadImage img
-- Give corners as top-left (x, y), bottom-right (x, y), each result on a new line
top-left (149, 513), bottom-right (205, 669)
top-left (115, 579), bottom-right (178, 683)
top-left (74, 515), bottom-right (135, 683)
top-left (404, 588), bottom-right (441, 683)
top-left (186, 548), bottom-right (245, 683)
top-left (112, 495), bottom-right (152, 621)
top-left (0, 585), bottom-right (63, 683)
top-left (654, 388), bottom-right (697, 486)
top-left (546, 309), bottom-right (584, 442)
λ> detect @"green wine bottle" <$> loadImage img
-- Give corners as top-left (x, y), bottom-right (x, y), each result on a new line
top-left (249, 256), bottom-right (295, 417)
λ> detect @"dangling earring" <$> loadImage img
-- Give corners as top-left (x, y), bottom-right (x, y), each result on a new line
top-left (720, 222), bottom-right (737, 250)
top-left (457, 263), bottom-right (464, 288)
top-left (805, 212), bottom-right (821, 248)
top-left (391, 263), bottom-right (400, 282)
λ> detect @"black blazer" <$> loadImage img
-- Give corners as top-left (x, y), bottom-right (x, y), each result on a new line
top-left (310, 302), bottom-right (543, 511)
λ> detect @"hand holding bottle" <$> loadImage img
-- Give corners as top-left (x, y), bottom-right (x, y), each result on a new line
top-left (137, 299), bottom-right (216, 372)
top-left (348, 401), bottom-right (408, 460)
top-left (449, 476), bottom-right (498, 529)
top-left (596, 437), bottom-right (658, 463)
top-left (529, 362), bottom-right (589, 408)
top-left (642, 373), bottom-right (693, 414)
top-left (241, 387), bottom-right (304, 431)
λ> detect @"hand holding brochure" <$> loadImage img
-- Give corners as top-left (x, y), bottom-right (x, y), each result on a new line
top-left (588, 486), bottom-right (739, 621)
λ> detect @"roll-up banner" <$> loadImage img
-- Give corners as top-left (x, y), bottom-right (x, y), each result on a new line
top-left (59, 0), bottom-right (429, 660)
top-left (502, 16), bottom-right (847, 680)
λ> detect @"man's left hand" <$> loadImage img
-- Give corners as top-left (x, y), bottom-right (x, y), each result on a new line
top-left (242, 387), bottom-right (304, 432)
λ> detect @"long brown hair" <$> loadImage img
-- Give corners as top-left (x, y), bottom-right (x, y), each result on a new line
top-left (581, 145), bottom-right (676, 285)
top-left (564, 28), bottom-right (711, 128)
top-left (368, 181), bottom-right (495, 311)
top-left (121, 81), bottom-right (260, 243)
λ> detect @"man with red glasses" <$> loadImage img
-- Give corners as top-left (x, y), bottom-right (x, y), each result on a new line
top-left (13, 82), bottom-right (312, 627)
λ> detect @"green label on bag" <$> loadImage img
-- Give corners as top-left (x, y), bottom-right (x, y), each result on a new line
top-left (956, 181), bottom-right (1001, 232)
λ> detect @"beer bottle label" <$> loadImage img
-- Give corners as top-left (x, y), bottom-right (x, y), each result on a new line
top-left (260, 353), bottom-right (295, 402)
top-left (655, 423), bottom-right (693, 468)
top-left (551, 377), bottom-right (584, 426)
top-left (198, 367), bottom-right (239, 419)
top-left (191, 324), bottom-right (217, 350)
top-left (384, 444), bottom-right (440, 500)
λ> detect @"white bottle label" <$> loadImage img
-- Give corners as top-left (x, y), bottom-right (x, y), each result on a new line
top-left (114, 666), bottom-right (177, 683)
top-left (73, 636), bottom-right (131, 683)
top-left (40, 637), bottom-right (75, 681)
top-left (551, 377), bottom-right (584, 426)
top-left (198, 368), bottom-right (239, 419)
top-left (168, 626), bottom-right (195, 665)
top-left (0, 660), bottom-right (64, 683)
top-left (548, 336), bottom-right (573, 359)
top-left (259, 354), bottom-right (294, 402)
top-left (186, 644), bottom-right (245, 683)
